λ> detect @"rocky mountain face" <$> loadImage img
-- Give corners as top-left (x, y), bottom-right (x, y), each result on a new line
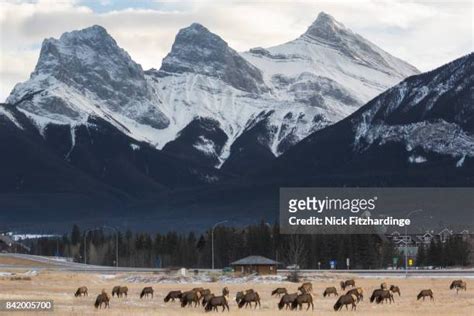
top-left (7, 25), bottom-right (169, 133)
top-left (262, 53), bottom-right (473, 185)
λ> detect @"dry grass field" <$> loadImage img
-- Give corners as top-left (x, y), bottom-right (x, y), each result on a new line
top-left (0, 270), bottom-right (472, 315)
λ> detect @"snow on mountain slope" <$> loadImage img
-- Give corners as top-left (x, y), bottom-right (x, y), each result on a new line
top-left (242, 12), bottom-right (419, 104)
top-left (352, 53), bottom-right (474, 158)
top-left (264, 53), bottom-right (473, 180)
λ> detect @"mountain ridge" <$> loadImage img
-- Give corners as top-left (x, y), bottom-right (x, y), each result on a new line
top-left (5, 13), bottom-right (419, 172)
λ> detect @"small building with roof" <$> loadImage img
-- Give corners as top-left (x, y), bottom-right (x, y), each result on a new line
top-left (230, 255), bottom-right (280, 275)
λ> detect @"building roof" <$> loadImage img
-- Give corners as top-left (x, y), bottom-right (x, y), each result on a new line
top-left (230, 255), bottom-right (280, 266)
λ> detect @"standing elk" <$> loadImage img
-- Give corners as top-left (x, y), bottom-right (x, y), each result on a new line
top-left (390, 285), bottom-right (401, 296)
top-left (298, 282), bottom-right (313, 294)
top-left (450, 280), bottom-right (467, 293)
top-left (94, 290), bottom-right (110, 309)
top-left (222, 287), bottom-right (230, 297)
top-left (340, 279), bottom-right (356, 290)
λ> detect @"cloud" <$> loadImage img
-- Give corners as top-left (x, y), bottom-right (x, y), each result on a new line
top-left (1, 0), bottom-right (472, 101)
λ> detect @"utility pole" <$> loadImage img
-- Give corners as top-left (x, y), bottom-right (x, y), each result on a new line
top-left (211, 220), bottom-right (228, 270)
top-left (83, 228), bottom-right (98, 265)
top-left (405, 209), bottom-right (423, 278)
top-left (103, 225), bottom-right (119, 268)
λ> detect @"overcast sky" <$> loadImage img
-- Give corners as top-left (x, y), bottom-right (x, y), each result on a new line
top-left (0, 0), bottom-right (472, 101)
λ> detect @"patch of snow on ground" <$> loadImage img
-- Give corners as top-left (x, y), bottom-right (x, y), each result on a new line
top-left (456, 155), bottom-right (466, 167)
top-left (120, 273), bottom-right (287, 284)
top-left (409, 155), bottom-right (427, 164)
top-left (130, 143), bottom-right (140, 151)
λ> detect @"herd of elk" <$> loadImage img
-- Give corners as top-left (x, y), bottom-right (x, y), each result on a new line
top-left (75, 278), bottom-right (466, 310)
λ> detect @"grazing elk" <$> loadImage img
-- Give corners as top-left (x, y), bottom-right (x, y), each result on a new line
top-left (271, 287), bottom-right (287, 297)
top-left (235, 291), bottom-right (244, 305)
top-left (164, 290), bottom-right (182, 302)
top-left (374, 290), bottom-right (394, 304)
top-left (278, 293), bottom-right (298, 310)
top-left (417, 289), bottom-right (434, 301)
top-left (236, 289), bottom-right (255, 307)
top-left (450, 280), bottom-right (467, 293)
top-left (238, 291), bottom-right (261, 309)
top-left (291, 293), bottom-right (314, 311)
top-left (111, 286), bottom-right (128, 298)
top-left (340, 279), bottom-right (356, 290)
top-left (370, 289), bottom-right (385, 303)
top-left (180, 290), bottom-right (200, 307)
top-left (94, 290), bottom-right (110, 309)
top-left (298, 282), bottom-right (313, 294)
top-left (74, 286), bottom-right (88, 297)
top-left (346, 287), bottom-right (364, 302)
top-left (111, 286), bottom-right (121, 297)
top-left (140, 287), bottom-right (154, 299)
top-left (334, 294), bottom-right (358, 311)
top-left (204, 296), bottom-right (229, 312)
top-left (202, 293), bottom-right (215, 307)
top-left (390, 285), bottom-right (401, 296)
top-left (323, 287), bottom-right (338, 297)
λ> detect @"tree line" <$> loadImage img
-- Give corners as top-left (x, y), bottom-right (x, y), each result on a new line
top-left (23, 222), bottom-right (471, 269)
top-left (416, 236), bottom-right (471, 267)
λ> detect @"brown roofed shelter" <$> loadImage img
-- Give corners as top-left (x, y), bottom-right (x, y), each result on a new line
top-left (230, 255), bottom-right (280, 275)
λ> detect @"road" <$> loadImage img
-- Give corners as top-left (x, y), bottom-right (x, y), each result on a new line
top-left (1, 253), bottom-right (473, 277)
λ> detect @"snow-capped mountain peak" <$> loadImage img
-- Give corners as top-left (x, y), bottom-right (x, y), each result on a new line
top-left (303, 11), bottom-right (346, 39)
top-left (7, 24), bottom-right (169, 137)
top-left (158, 23), bottom-right (267, 94)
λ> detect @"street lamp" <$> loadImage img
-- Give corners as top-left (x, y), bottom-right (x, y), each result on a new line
top-left (211, 220), bottom-right (228, 270)
top-left (405, 209), bottom-right (423, 278)
top-left (102, 225), bottom-right (119, 268)
top-left (264, 222), bottom-right (278, 262)
top-left (83, 228), bottom-right (100, 265)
